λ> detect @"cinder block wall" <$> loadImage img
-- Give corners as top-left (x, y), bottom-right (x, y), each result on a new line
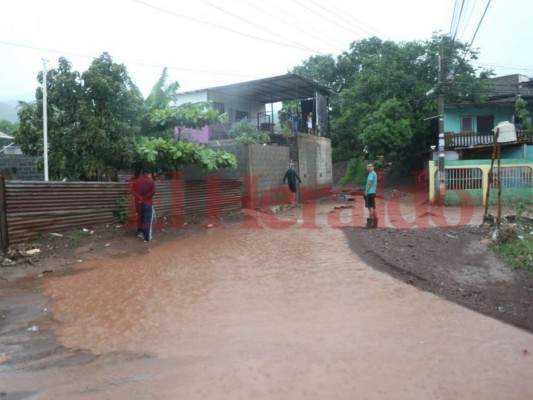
top-left (249, 144), bottom-right (290, 207)
top-left (0, 154), bottom-right (44, 181)
top-left (181, 138), bottom-right (332, 208)
top-left (297, 134), bottom-right (333, 200)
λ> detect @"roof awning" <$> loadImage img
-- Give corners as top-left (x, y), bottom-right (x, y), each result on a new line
top-left (178, 74), bottom-right (334, 104)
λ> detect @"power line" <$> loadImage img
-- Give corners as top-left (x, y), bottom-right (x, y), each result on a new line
top-left (451, 0), bottom-right (467, 41)
top-left (131, 0), bottom-right (318, 53)
top-left (197, 0), bottom-right (316, 52)
top-left (456, 0), bottom-right (478, 42)
top-left (305, 0), bottom-right (385, 40)
top-left (286, 0), bottom-right (357, 50)
top-left (0, 39), bottom-right (258, 80)
top-left (465, 0), bottom-right (492, 55)
top-left (238, 0), bottom-right (343, 51)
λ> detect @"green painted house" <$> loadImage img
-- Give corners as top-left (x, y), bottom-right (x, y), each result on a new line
top-left (428, 74), bottom-right (533, 205)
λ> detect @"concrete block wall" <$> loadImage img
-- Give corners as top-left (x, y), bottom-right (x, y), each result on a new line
top-left (296, 134), bottom-right (333, 200)
top-left (0, 154), bottom-right (43, 181)
top-left (315, 136), bottom-right (333, 185)
top-left (249, 144), bottom-right (290, 206)
top-left (181, 137), bottom-right (332, 208)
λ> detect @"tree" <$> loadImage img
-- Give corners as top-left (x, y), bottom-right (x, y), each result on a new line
top-left (16, 54), bottom-right (146, 180)
top-left (228, 118), bottom-right (270, 144)
top-left (144, 68), bottom-right (180, 110)
top-left (359, 98), bottom-right (413, 159)
top-left (148, 101), bottom-right (226, 140)
top-left (290, 54), bottom-right (338, 90)
top-left (311, 34), bottom-right (494, 167)
top-left (0, 120), bottom-right (18, 136)
top-left (135, 136), bottom-right (237, 173)
top-left (515, 98), bottom-right (531, 132)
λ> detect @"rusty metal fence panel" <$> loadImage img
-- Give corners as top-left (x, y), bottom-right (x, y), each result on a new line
top-left (1, 177), bottom-right (243, 247)
top-left (4, 181), bottom-right (129, 245)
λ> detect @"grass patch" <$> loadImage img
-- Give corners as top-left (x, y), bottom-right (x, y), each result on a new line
top-left (490, 209), bottom-right (533, 272)
top-left (492, 237), bottom-right (533, 272)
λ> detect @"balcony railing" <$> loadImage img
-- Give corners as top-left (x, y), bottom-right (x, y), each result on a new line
top-left (445, 130), bottom-right (533, 149)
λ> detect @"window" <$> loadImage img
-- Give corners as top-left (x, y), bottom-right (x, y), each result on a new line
top-left (460, 116), bottom-right (473, 132)
top-left (477, 115), bottom-right (494, 134)
top-left (445, 168), bottom-right (483, 190)
top-left (212, 102), bottom-right (224, 114)
top-left (490, 167), bottom-right (532, 189)
top-left (235, 110), bottom-right (248, 121)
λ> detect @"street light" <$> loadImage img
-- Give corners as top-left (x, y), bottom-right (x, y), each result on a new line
top-left (42, 58), bottom-right (49, 181)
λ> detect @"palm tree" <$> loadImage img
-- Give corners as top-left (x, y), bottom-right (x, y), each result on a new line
top-left (145, 68), bottom-right (180, 109)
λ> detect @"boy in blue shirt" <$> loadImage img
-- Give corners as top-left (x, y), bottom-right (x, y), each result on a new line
top-left (364, 163), bottom-right (378, 228)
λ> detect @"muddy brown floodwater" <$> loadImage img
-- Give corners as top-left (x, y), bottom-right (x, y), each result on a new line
top-left (1, 204), bottom-right (533, 399)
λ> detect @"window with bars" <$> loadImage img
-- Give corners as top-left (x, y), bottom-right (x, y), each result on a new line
top-left (490, 166), bottom-right (533, 189)
top-left (445, 168), bottom-right (483, 190)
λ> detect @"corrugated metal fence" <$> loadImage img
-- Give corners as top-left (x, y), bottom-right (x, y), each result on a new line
top-left (0, 175), bottom-right (243, 250)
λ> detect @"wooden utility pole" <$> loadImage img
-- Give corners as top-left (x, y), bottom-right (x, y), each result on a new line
top-left (437, 44), bottom-right (446, 205)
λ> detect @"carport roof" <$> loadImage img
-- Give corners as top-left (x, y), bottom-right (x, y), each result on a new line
top-left (178, 73), bottom-right (334, 104)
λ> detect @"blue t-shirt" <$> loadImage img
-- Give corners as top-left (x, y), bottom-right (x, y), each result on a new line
top-left (366, 171), bottom-right (377, 194)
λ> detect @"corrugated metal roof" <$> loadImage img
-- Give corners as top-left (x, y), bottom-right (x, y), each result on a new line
top-left (178, 73), bottom-right (334, 103)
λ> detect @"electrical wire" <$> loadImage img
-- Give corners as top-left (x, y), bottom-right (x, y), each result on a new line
top-left (305, 0), bottom-right (385, 39)
top-left (131, 0), bottom-right (318, 53)
top-left (0, 40), bottom-right (258, 80)
top-left (197, 0), bottom-right (317, 53)
top-left (238, 0), bottom-right (343, 51)
top-left (464, 0), bottom-right (492, 56)
top-left (451, 0), bottom-right (467, 41)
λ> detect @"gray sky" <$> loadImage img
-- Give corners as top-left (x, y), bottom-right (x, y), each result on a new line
top-left (1, 0), bottom-right (532, 101)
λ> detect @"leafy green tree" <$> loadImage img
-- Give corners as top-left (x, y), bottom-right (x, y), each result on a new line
top-left (515, 98), bottom-right (531, 132)
top-left (149, 101), bottom-right (226, 140)
top-left (320, 34), bottom-right (492, 166)
top-left (359, 98), bottom-right (413, 159)
top-left (144, 68), bottom-right (180, 110)
top-left (290, 54), bottom-right (338, 90)
top-left (16, 53), bottom-right (146, 180)
top-left (0, 120), bottom-right (18, 135)
top-left (228, 118), bottom-right (270, 144)
top-left (135, 136), bottom-right (237, 172)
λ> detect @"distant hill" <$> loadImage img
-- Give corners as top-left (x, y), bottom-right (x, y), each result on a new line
top-left (0, 101), bottom-right (19, 122)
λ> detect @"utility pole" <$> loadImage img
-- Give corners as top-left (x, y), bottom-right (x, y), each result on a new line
top-left (437, 44), bottom-right (445, 205)
top-left (42, 58), bottom-right (49, 182)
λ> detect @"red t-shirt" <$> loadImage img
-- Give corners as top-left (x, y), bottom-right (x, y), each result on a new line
top-left (130, 175), bottom-right (156, 205)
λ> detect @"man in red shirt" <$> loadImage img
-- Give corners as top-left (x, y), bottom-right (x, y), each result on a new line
top-left (130, 169), bottom-right (156, 242)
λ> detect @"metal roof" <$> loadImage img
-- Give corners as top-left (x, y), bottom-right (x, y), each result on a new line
top-left (178, 74), bottom-right (334, 104)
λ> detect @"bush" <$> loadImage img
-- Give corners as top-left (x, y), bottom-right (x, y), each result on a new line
top-left (228, 118), bottom-right (269, 144)
top-left (338, 157), bottom-right (368, 186)
top-left (332, 147), bottom-right (356, 163)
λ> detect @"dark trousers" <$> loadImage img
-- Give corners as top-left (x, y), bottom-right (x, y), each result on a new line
top-left (141, 204), bottom-right (154, 241)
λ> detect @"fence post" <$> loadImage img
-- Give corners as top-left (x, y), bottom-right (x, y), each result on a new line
top-left (0, 173), bottom-right (8, 253)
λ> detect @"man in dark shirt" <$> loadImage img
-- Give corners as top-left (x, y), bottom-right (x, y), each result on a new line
top-left (130, 169), bottom-right (156, 242)
top-left (283, 162), bottom-right (302, 204)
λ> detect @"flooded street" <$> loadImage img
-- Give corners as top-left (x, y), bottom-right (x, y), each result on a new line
top-left (1, 203), bottom-right (533, 399)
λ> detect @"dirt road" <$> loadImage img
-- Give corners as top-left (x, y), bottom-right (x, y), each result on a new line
top-left (1, 203), bottom-right (533, 399)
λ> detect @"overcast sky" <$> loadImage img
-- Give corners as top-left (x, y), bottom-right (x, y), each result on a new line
top-left (1, 0), bottom-right (532, 102)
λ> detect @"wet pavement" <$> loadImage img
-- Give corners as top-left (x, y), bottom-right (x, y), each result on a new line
top-left (1, 202), bottom-right (533, 399)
